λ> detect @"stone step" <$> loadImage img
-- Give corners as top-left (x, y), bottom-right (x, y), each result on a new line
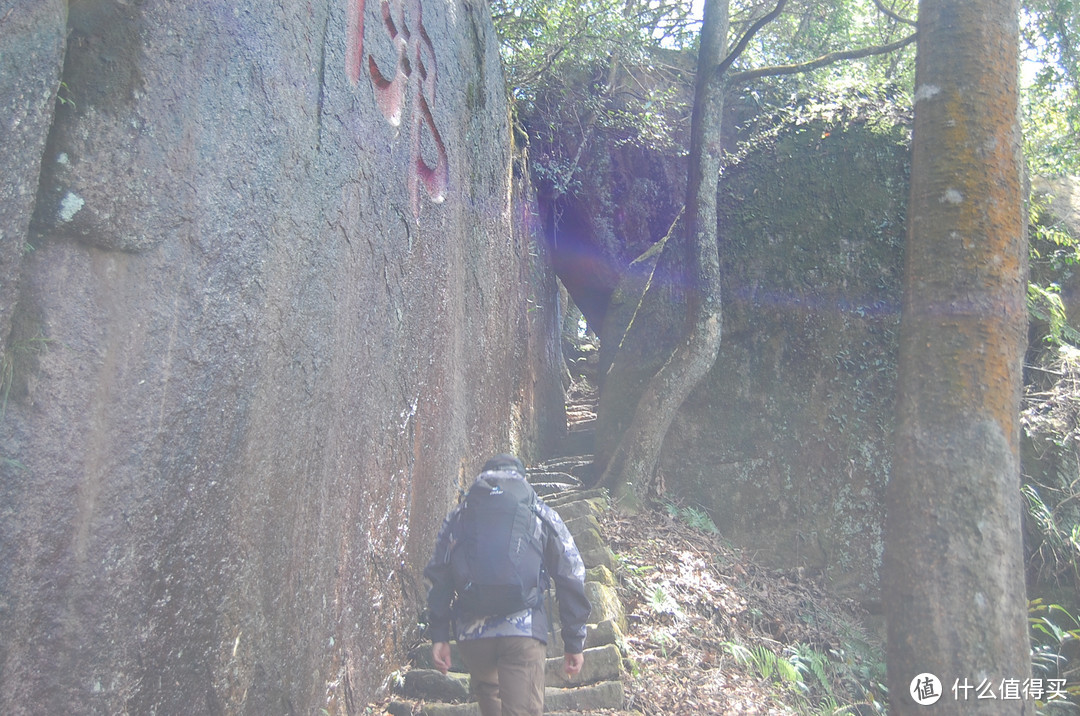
top-left (545, 618), bottom-right (625, 658)
top-left (546, 488), bottom-right (608, 508)
top-left (534, 482), bottom-right (579, 498)
top-left (403, 702), bottom-right (475, 716)
top-left (410, 641), bottom-right (469, 674)
top-left (534, 455), bottom-right (594, 473)
top-left (547, 496), bottom-right (608, 519)
top-left (529, 470), bottom-right (583, 487)
top-left (545, 680), bottom-right (624, 712)
top-left (391, 680), bottom-right (625, 716)
top-left (546, 644), bottom-right (623, 689)
top-left (416, 615), bottom-right (625, 668)
top-left (401, 669), bottom-right (471, 701)
top-left (403, 644), bottom-right (625, 703)
top-left (563, 512), bottom-right (602, 538)
top-left (551, 427), bottom-right (595, 458)
top-left (402, 484), bottom-right (628, 716)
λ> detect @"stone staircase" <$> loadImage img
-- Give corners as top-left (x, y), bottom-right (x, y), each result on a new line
top-left (387, 481), bottom-right (637, 716)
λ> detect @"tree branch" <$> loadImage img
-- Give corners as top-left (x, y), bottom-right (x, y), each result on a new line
top-left (873, 0), bottom-right (917, 27)
top-left (715, 0), bottom-right (789, 79)
top-left (726, 32), bottom-right (917, 86)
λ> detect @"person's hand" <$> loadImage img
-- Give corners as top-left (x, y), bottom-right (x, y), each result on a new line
top-left (564, 652), bottom-right (584, 678)
top-left (432, 642), bottom-right (452, 675)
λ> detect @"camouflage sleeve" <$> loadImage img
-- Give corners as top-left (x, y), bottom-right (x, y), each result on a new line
top-left (422, 507), bottom-right (461, 643)
top-left (539, 503), bottom-right (591, 654)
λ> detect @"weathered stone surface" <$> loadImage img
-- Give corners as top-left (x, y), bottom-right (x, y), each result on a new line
top-left (552, 499), bottom-right (601, 523)
top-left (544, 680), bottom-right (625, 711)
top-left (570, 526), bottom-right (606, 555)
top-left (586, 619), bottom-right (625, 651)
top-left (600, 108), bottom-right (910, 603)
top-left (545, 644), bottom-right (622, 688)
top-left (563, 511), bottom-right (602, 537)
top-left (547, 488), bottom-right (609, 507)
top-left (529, 470), bottom-right (582, 486)
top-left (0, 1), bottom-right (563, 713)
top-left (420, 702), bottom-right (480, 716)
top-left (585, 582), bottom-right (626, 632)
top-left (412, 641), bottom-right (469, 673)
top-left (585, 563), bottom-right (617, 589)
top-left (580, 545), bottom-right (618, 573)
top-left (0, 0), bottom-right (66, 343)
top-left (403, 669), bottom-right (471, 702)
top-left (547, 617), bottom-right (625, 658)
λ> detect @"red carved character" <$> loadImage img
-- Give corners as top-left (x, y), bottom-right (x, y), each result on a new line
top-left (348, 0), bottom-right (448, 217)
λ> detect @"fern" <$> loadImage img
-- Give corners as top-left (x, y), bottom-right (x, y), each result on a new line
top-left (1029, 284), bottom-right (1080, 346)
top-left (789, 644), bottom-right (835, 699)
top-left (725, 642), bottom-right (800, 685)
top-left (664, 502), bottom-right (720, 534)
top-left (1029, 599), bottom-right (1080, 710)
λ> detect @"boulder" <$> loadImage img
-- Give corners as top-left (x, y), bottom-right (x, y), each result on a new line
top-left (0, 1), bottom-right (563, 713)
top-left (402, 669), bottom-right (471, 702)
top-left (545, 644), bottom-right (622, 688)
top-left (544, 680), bottom-right (624, 711)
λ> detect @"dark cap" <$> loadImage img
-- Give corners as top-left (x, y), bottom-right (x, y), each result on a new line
top-left (482, 453), bottom-right (525, 475)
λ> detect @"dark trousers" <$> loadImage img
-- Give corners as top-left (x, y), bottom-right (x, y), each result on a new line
top-left (457, 636), bottom-right (546, 716)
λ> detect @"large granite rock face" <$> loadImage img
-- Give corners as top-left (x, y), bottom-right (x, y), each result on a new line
top-left (597, 107), bottom-right (909, 604)
top-left (0, 0), bottom-right (564, 713)
top-left (658, 115), bottom-right (910, 603)
top-left (0, 1), bottom-right (67, 351)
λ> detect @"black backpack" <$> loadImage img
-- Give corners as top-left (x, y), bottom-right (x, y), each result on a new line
top-left (448, 472), bottom-right (548, 620)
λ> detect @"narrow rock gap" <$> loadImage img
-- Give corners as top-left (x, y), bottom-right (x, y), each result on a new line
top-left (383, 374), bottom-right (635, 714)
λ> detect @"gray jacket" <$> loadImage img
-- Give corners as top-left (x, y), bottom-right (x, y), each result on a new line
top-left (424, 470), bottom-right (591, 653)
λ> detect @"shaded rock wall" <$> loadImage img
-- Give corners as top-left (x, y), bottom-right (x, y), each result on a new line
top-left (594, 107), bottom-right (910, 604)
top-left (658, 116), bottom-right (910, 603)
top-left (0, 0), bottom-right (564, 712)
top-left (0, 1), bottom-right (67, 351)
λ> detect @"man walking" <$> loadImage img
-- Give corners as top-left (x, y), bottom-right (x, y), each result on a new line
top-left (424, 454), bottom-right (592, 716)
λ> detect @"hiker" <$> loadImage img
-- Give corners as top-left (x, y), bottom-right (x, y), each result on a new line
top-left (424, 453), bottom-right (592, 716)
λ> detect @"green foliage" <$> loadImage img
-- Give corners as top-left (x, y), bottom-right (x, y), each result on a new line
top-left (1024, 182), bottom-right (1080, 596)
top-left (789, 643), bottom-right (835, 698)
top-left (1029, 284), bottom-right (1080, 347)
top-left (725, 641), bottom-right (801, 685)
top-left (730, 0), bottom-right (917, 87)
top-left (727, 82), bottom-right (911, 172)
top-left (495, 0), bottom-right (920, 201)
top-left (1030, 190), bottom-right (1080, 275)
top-left (1024, 82), bottom-right (1080, 177)
top-left (1, 333), bottom-right (52, 421)
top-left (1021, 0), bottom-right (1080, 176)
top-left (1021, 345), bottom-right (1080, 595)
top-left (665, 502), bottom-right (720, 533)
top-left (723, 640), bottom-right (884, 713)
top-left (56, 80), bottom-right (76, 109)
top-left (492, 0), bottom-right (695, 197)
top-left (648, 584), bottom-right (682, 617)
top-left (1029, 599), bottom-right (1080, 712)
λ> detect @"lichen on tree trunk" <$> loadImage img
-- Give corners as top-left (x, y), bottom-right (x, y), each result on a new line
top-left (882, 0), bottom-right (1031, 710)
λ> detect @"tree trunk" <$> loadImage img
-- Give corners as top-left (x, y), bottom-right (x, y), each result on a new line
top-left (596, 0), bottom-right (728, 504)
top-left (883, 1), bottom-right (1031, 712)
